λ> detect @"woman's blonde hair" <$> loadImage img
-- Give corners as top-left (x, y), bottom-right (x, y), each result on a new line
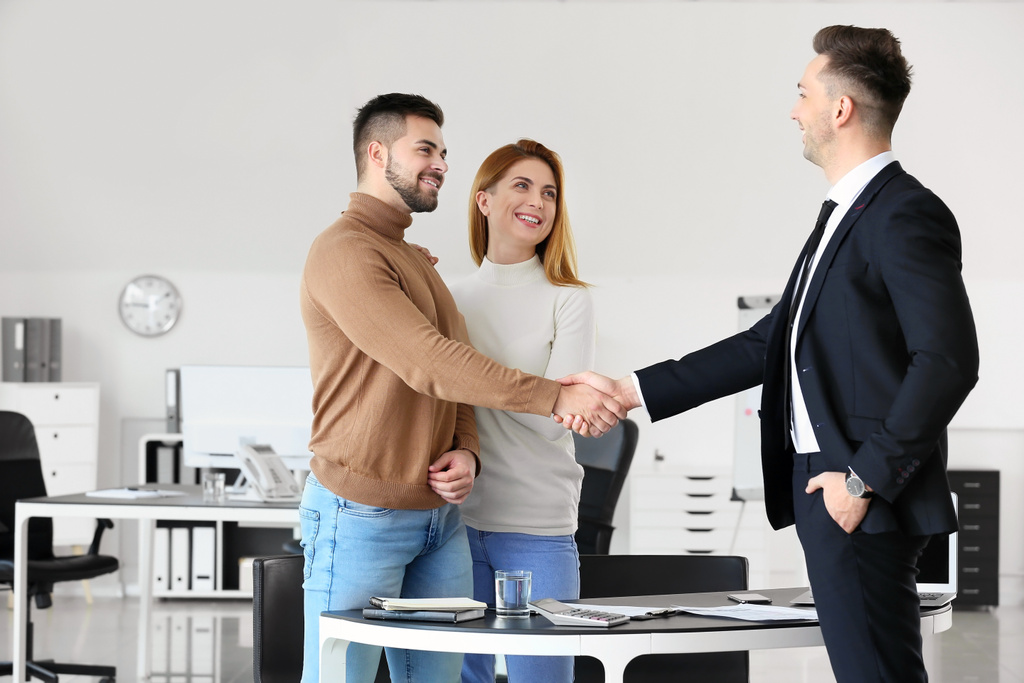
top-left (468, 139), bottom-right (586, 287)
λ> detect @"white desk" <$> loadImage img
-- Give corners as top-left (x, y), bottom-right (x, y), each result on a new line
top-left (12, 485), bottom-right (297, 682)
top-left (319, 587), bottom-right (953, 683)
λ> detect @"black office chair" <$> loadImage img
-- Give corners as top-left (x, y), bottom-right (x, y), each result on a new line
top-left (0, 410), bottom-right (118, 682)
top-left (573, 418), bottom-right (638, 554)
top-left (576, 554), bottom-right (750, 683)
top-left (252, 554), bottom-right (390, 683)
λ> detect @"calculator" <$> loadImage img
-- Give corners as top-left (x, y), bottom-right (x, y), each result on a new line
top-left (530, 598), bottom-right (631, 627)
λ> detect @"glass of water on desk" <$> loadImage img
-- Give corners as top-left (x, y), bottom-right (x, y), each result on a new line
top-left (495, 570), bottom-right (531, 619)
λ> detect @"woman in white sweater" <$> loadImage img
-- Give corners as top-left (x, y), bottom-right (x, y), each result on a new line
top-left (449, 140), bottom-right (594, 683)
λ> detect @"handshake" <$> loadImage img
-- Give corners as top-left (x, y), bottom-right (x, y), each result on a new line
top-left (551, 371), bottom-right (642, 438)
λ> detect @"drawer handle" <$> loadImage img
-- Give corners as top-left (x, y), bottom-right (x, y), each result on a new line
top-left (963, 524), bottom-right (981, 532)
top-left (963, 546), bottom-right (981, 553)
top-left (686, 528), bottom-right (713, 533)
top-left (962, 482), bottom-right (981, 488)
top-left (685, 494), bottom-right (714, 498)
top-left (962, 589), bottom-right (981, 595)
top-left (685, 476), bottom-right (714, 481)
top-left (52, 432), bottom-right (59, 439)
top-left (963, 503), bottom-right (981, 510)
top-left (962, 567), bottom-right (981, 574)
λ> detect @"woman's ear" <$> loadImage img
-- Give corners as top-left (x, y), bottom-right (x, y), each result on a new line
top-left (475, 190), bottom-right (491, 216)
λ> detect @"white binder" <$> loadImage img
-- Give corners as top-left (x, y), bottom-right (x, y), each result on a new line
top-left (190, 526), bottom-right (216, 592)
top-left (153, 526), bottom-right (170, 592)
top-left (170, 527), bottom-right (190, 592)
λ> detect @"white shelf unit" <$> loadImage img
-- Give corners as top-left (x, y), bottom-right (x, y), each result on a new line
top-left (629, 471), bottom-right (771, 588)
top-left (0, 381), bottom-right (100, 546)
top-left (138, 434), bottom-right (296, 599)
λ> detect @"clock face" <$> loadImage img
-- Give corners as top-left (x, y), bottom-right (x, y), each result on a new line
top-left (118, 275), bottom-right (182, 336)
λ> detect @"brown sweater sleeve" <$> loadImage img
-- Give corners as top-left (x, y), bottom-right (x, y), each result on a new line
top-left (304, 229), bottom-right (561, 417)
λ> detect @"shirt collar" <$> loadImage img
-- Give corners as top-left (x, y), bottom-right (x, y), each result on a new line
top-left (828, 151), bottom-right (896, 207)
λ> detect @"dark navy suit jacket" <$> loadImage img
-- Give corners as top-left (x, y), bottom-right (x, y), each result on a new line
top-left (636, 161), bottom-right (979, 536)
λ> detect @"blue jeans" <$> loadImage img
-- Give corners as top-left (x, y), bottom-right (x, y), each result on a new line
top-left (462, 527), bottom-right (580, 683)
top-left (299, 472), bottom-right (472, 683)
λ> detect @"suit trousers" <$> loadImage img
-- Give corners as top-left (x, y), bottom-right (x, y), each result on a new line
top-left (792, 453), bottom-right (931, 683)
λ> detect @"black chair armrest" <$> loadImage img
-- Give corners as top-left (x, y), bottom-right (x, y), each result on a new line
top-left (88, 518), bottom-right (115, 555)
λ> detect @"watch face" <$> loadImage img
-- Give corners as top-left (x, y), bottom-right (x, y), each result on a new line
top-left (118, 275), bottom-right (182, 336)
top-left (846, 474), bottom-right (866, 497)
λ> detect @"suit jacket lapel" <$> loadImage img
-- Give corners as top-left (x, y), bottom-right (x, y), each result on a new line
top-left (795, 161), bottom-right (905, 341)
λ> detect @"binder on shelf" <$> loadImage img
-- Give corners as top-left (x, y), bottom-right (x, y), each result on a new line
top-left (165, 368), bottom-right (180, 433)
top-left (191, 526), bottom-right (216, 592)
top-left (153, 526), bottom-right (170, 592)
top-left (170, 526), bottom-right (191, 592)
top-left (23, 318), bottom-right (50, 382)
top-left (47, 319), bottom-right (62, 381)
top-left (2, 317), bottom-right (25, 382)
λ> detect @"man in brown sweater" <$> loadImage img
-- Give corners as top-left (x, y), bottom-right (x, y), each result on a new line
top-left (297, 93), bottom-right (623, 683)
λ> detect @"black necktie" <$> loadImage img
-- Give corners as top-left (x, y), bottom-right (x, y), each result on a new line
top-left (787, 199), bottom-right (838, 330)
top-left (784, 198), bottom-right (838, 448)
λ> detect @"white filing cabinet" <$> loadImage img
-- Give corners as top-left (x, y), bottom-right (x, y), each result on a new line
top-left (0, 381), bottom-right (100, 546)
top-left (630, 471), bottom-right (771, 587)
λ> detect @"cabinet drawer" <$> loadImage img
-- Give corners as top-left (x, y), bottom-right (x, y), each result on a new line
top-left (632, 508), bottom-right (741, 529)
top-left (948, 470), bottom-right (999, 496)
top-left (3, 384), bottom-right (99, 426)
top-left (957, 497), bottom-right (999, 519)
top-left (35, 426), bottom-right (97, 466)
top-left (958, 539), bottom-right (998, 562)
top-left (632, 474), bottom-right (731, 496)
top-left (958, 519), bottom-right (999, 538)
top-left (956, 578), bottom-right (999, 606)
top-left (41, 462), bottom-right (97, 497)
top-left (632, 527), bottom-right (737, 552)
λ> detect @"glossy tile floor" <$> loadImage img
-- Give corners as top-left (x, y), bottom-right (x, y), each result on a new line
top-left (1, 591), bottom-right (1022, 682)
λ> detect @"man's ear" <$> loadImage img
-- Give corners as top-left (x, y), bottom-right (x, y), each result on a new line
top-left (835, 95), bottom-right (854, 128)
top-left (475, 190), bottom-right (491, 216)
top-left (367, 140), bottom-right (388, 170)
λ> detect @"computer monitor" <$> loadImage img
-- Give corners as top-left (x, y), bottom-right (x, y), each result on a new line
top-left (180, 365), bottom-right (314, 471)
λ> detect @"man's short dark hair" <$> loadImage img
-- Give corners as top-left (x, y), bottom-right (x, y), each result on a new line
top-left (813, 25), bottom-right (912, 139)
top-left (352, 93), bottom-right (444, 180)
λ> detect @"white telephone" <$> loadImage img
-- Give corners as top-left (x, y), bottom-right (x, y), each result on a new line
top-left (235, 444), bottom-right (303, 502)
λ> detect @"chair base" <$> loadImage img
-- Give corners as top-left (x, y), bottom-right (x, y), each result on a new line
top-left (0, 659), bottom-right (115, 682)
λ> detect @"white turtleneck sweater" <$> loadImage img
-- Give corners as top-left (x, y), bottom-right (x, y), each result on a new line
top-left (448, 255), bottom-right (596, 535)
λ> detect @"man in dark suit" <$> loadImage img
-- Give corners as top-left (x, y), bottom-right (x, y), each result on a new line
top-left (558, 25), bottom-right (978, 683)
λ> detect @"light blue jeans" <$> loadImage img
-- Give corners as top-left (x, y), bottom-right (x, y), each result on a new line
top-left (299, 472), bottom-right (472, 683)
top-left (462, 527), bottom-right (580, 683)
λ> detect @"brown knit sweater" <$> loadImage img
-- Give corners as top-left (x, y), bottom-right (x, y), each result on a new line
top-left (300, 193), bottom-right (561, 509)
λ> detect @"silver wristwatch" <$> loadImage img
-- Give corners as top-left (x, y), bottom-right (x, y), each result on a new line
top-left (845, 468), bottom-right (874, 499)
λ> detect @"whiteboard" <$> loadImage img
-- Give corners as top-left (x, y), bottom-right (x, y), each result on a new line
top-left (732, 295), bottom-right (780, 501)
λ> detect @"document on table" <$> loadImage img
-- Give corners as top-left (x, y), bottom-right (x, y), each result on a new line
top-left (85, 488), bottom-right (188, 499)
top-left (672, 603), bottom-right (818, 621)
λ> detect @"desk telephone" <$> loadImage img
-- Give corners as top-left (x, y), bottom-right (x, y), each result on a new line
top-left (236, 444), bottom-right (302, 502)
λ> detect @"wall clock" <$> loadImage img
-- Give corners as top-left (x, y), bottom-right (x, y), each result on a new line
top-left (118, 274), bottom-right (182, 337)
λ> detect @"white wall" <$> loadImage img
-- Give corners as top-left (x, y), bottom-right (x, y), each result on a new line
top-left (2, 1), bottom-right (1022, 586)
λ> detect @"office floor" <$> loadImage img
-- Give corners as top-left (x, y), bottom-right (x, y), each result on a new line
top-left (1, 592), bottom-right (1022, 682)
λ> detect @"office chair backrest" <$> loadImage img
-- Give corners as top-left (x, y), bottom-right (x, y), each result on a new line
top-left (0, 411), bottom-right (54, 561)
top-left (577, 554), bottom-right (750, 683)
top-left (253, 554), bottom-right (305, 683)
top-left (573, 418), bottom-right (638, 554)
top-left (579, 553), bottom-right (749, 598)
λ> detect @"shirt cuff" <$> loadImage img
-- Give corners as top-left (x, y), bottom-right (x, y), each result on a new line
top-left (630, 372), bottom-right (653, 420)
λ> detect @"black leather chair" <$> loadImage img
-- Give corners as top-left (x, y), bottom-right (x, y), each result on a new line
top-left (0, 410), bottom-right (118, 682)
top-left (252, 554), bottom-right (390, 683)
top-left (573, 418), bottom-right (638, 554)
top-left (576, 554), bottom-right (750, 683)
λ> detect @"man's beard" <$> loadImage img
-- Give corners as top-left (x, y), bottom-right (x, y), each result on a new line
top-left (385, 156), bottom-right (440, 213)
